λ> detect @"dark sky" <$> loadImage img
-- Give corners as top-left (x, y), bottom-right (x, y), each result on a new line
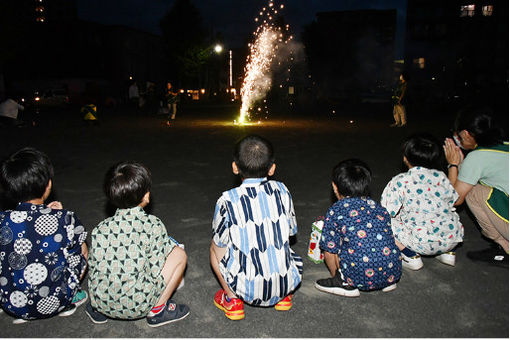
top-left (76, 0), bottom-right (407, 57)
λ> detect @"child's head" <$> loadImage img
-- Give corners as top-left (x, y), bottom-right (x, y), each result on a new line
top-left (104, 161), bottom-right (151, 209)
top-left (0, 147), bottom-right (54, 203)
top-left (331, 159), bottom-right (372, 198)
top-left (402, 133), bottom-right (442, 170)
top-left (233, 135), bottom-right (275, 178)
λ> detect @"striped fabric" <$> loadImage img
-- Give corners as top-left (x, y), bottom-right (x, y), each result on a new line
top-left (213, 178), bottom-right (303, 306)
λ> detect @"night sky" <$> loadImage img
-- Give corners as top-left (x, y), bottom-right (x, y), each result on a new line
top-left (76, 0), bottom-right (407, 57)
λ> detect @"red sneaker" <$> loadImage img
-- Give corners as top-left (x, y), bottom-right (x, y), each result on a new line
top-left (213, 289), bottom-right (244, 320)
top-left (274, 294), bottom-right (293, 311)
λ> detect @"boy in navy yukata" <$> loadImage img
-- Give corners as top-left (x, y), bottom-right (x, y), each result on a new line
top-left (210, 135), bottom-right (303, 320)
top-left (0, 147), bottom-right (88, 324)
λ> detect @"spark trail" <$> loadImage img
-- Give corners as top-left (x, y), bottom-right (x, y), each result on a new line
top-left (238, 1), bottom-right (292, 124)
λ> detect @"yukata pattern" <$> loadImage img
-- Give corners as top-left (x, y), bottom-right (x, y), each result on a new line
top-left (381, 166), bottom-right (464, 255)
top-left (88, 207), bottom-right (176, 319)
top-left (319, 197), bottom-right (401, 291)
top-left (213, 178), bottom-right (303, 306)
top-left (0, 203), bottom-right (86, 320)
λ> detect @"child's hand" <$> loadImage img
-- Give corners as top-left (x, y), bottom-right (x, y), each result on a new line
top-left (443, 138), bottom-right (463, 165)
top-left (47, 201), bottom-right (63, 210)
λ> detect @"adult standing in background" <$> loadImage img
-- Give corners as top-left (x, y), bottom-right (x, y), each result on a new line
top-left (443, 106), bottom-right (508, 266)
top-left (128, 81), bottom-right (140, 109)
top-left (166, 82), bottom-right (179, 126)
top-left (390, 72), bottom-right (408, 127)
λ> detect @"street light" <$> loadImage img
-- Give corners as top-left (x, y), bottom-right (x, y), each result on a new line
top-left (214, 44), bottom-right (223, 54)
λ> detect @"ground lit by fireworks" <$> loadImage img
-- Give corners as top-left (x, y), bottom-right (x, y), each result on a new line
top-left (238, 1), bottom-right (292, 125)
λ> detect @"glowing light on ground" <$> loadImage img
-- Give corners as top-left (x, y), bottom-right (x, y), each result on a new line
top-left (238, 1), bottom-right (292, 124)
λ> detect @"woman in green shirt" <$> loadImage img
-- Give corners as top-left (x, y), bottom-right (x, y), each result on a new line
top-left (443, 106), bottom-right (508, 266)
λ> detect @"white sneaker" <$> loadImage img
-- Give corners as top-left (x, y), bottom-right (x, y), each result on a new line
top-left (435, 252), bottom-right (456, 267)
top-left (401, 253), bottom-right (424, 270)
top-left (382, 283), bottom-right (397, 292)
top-left (12, 318), bottom-right (29, 324)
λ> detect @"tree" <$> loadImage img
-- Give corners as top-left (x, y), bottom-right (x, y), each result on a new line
top-left (159, 0), bottom-right (210, 87)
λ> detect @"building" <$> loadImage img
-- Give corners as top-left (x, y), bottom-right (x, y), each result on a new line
top-left (405, 0), bottom-right (508, 110)
top-left (302, 9), bottom-right (397, 102)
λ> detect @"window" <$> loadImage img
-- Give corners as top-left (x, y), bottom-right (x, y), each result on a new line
top-left (460, 4), bottom-right (475, 17)
top-left (482, 5), bottom-right (493, 16)
top-left (413, 58), bottom-right (425, 69)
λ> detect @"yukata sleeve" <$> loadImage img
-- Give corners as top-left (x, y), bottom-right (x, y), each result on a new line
top-left (147, 218), bottom-right (176, 278)
top-left (212, 196), bottom-right (231, 248)
top-left (63, 211), bottom-right (88, 282)
top-left (284, 188), bottom-right (298, 236)
top-left (150, 218), bottom-right (176, 258)
top-left (380, 177), bottom-right (404, 218)
top-left (319, 205), bottom-right (342, 254)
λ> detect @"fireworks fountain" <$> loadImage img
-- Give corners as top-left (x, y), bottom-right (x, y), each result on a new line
top-left (237, 1), bottom-right (292, 124)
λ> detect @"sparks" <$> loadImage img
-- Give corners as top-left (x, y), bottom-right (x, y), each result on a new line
top-left (238, 1), bottom-right (292, 124)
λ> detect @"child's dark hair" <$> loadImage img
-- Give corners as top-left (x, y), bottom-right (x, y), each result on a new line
top-left (104, 161), bottom-right (151, 208)
top-left (233, 135), bottom-right (275, 178)
top-left (453, 105), bottom-right (504, 147)
top-left (402, 133), bottom-right (442, 170)
top-left (0, 147), bottom-right (54, 203)
top-left (332, 159), bottom-right (372, 197)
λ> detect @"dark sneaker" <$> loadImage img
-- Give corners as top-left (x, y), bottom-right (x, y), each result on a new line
top-left (146, 300), bottom-right (190, 328)
top-left (85, 302), bottom-right (108, 324)
top-left (315, 271), bottom-right (360, 297)
top-left (467, 245), bottom-right (508, 268)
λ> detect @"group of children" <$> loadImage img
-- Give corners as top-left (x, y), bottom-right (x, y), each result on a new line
top-left (0, 133), bottom-right (464, 326)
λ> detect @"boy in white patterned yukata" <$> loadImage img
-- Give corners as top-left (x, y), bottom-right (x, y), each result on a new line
top-left (0, 147), bottom-right (88, 324)
top-left (210, 135), bottom-right (303, 320)
top-left (87, 161), bottom-right (189, 327)
top-left (381, 134), bottom-right (464, 270)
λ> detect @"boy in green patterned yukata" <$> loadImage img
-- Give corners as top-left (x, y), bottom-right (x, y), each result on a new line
top-left (87, 161), bottom-right (189, 327)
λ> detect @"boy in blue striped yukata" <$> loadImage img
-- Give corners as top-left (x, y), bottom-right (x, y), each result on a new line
top-left (210, 135), bottom-right (303, 320)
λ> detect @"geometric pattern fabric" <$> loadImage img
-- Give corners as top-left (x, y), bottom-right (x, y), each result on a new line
top-left (213, 178), bottom-right (303, 306)
top-left (88, 207), bottom-right (176, 319)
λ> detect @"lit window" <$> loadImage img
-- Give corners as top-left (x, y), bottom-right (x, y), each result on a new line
top-left (413, 58), bottom-right (425, 69)
top-left (482, 5), bottom-right (493, 16)
top-left (460, 5), bottom-right (475, 17)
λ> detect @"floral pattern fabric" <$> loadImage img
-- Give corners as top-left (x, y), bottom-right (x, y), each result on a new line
top-left (381, 166), bottom-right (464, 255)
top-left (319, 197), bottom-right (401, 291)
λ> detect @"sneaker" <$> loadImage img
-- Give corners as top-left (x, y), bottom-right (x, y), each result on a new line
top-left (401, 253), bottom-right (424, 270)
top-left (213, 289), bottom-right (245, 320)
top-left (59, 290), bottom-right (88, 317)
top-left (274, 294), bottom-right (293, 311)
top-left (85, 302), bottom-right (108, 324)
top-left (389, 123), bottom-right (399, 127)
top-left (435, 252), bottom-right (456, 267)
top-left (382, 283), bottom-right (397, 293)
top-left (72, 290), bottom-right (88, 307)
top-left (467, 245), bottom-right (508, 268)
top-left (314, 271), bottom-right (360, 297)
top-left (58, 304), bottom-right (77, 317)
top-left (146, 300), bottom-right (190, 328)
top-left (12, 318), bottom-right (29, 324)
